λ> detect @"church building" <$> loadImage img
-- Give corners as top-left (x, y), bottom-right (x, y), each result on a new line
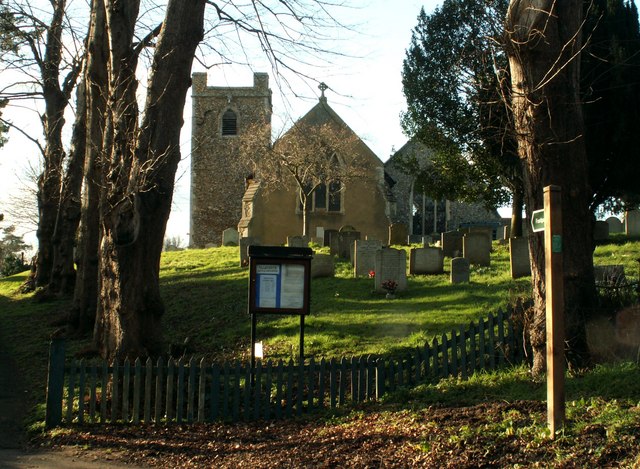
top-left (189, 73), bottom-right (393, 247)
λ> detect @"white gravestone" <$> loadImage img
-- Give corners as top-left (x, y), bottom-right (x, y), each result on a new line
top-left (354, 239), bottom-right (383, 277)
top-left (222, 227), bottom-right (239, 246)
top-left (374, 248), bottom-right (407, 293)
top-left (625, 210), bottom-right (640, 237)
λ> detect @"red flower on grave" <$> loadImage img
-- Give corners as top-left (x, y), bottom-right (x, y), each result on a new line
top-left (368, 270), bottom-right (375, 278)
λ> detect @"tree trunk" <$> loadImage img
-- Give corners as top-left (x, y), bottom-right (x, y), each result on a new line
top-left (70, 0), bottom-right (108, 334)
top-left (94, 0), bottom-right (206, 360)
top-left (49, 79), bottom-right (87, 296)
top-left (506, 0), bottom-right (596, 374)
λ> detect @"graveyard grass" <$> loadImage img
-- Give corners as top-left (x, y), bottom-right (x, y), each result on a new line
top-left (0, 236), bottom-right (639, 466)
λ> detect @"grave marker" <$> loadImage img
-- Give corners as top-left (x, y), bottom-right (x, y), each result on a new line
top-left (374, 248), bottom-right (407, 292)
top-left (450, 257), bottom-right (470, 284)
top-left (409, 247), bottom-right (444, 274)
top-left (222, 227), bottom-right (239, 246)
top-left (463, 232), bottom-right (491, 266)
top-left (509, 237), bottom-right (531, 279)
top-left (354, 239), bottom-right (383, 277)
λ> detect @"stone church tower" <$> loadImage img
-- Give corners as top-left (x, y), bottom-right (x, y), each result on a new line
top-left (190, 72), bottom-right (272, 247)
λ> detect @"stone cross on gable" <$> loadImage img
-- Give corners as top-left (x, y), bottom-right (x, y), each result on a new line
top-left (319, 82), bottom-right (328, 102)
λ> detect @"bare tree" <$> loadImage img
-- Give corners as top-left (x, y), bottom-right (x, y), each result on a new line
top-left (0, 0), bottom-right (85, 290)
top-left (506, 0), bottom-right (595, 374)
top-left (236, 115), bottom-right (364, 236)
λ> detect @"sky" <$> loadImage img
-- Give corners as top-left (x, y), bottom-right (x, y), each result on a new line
top-left (0, 0), bottom-right (440, 248)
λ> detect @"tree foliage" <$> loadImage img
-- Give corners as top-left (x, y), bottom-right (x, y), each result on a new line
top-left (401, 1), bottom-right (519, 214)
top-left (0, 224), bottom-right (30, 277)
top-left (582, 0), bottom-right (640, 210)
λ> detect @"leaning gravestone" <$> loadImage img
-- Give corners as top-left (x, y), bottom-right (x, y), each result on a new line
top-left (222, 227), bottom-right (239, 246)
top-left (239, 236), bottom-right (260, 267)
top-left (287, 235), bottom-right (308, 248)
top-left (463, 232), bottom-right (490, 266)
top-left (388, 223), bottom-right (408, 245)
top-left (311, 254), bottom-right (335, 279)
top-left (338, 231), bottom-right (361, 261)
top-left (593, 221), bottom-right (609, 241)
top-left (353, 239), bottom-right (383, 277)
top-left (409, 247), bottom-right (444, 274)
top-left (441, 231), bottom-right (463, 258)
top-left (374, 248), bottom-right (407, 292)
top-left (509, 237), bottom-right (531, 279)
top-left (605, 216), bottom-right (624, 234)
top-left (450, 257), bottom-right (470, 284)
top-left (625, 210), bottom-right (640, 237)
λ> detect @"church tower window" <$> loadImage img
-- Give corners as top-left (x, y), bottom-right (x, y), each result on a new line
top-left (222, 109), bottom-right (238, 136)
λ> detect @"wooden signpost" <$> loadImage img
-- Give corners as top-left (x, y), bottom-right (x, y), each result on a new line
top-left (543, 185), bottom-right (565, 436)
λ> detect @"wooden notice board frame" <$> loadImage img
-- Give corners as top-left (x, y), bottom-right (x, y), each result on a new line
top-left (248, 245), bottom-right (313, 367)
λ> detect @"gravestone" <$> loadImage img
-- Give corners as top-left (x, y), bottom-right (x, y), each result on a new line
top-left (388, 223), bottom-right (408, 245)
top-left (338, 231), bottom-right (361, 261)
top-left (239, 236), bottom-right (260, 267)
top-left (316, 226), bottom-right (325, 240)
top-left (593, 221), bottom-right (609, 241)
top-left (441, 231), bottom-right (463, 258)
top-left (374, 248), bottom-right (407, 292)
top-left (503, 225), bottom-right (511, 240)
top-left (324, 229), bottom-right (339, 248)
top-left (625, 210), bottom-right (640, 237)
top-left (222, 227), bottom-right (239, 246)
top-left (509, 237), bottom-right (531, 279)
top-left (354, 239), bottom-right (383, 277)
top-left (450, 257), bottom-right (470, 284)
top-left (463, 232), bottom-right (491, 266)
top-left (287, 235), bottom-right (308, 248)
top-left (409, 247), bottom-right (444, 275)
top-left (311, 254), bottom-right (335, 279)
top-left (605, 216), bottom-right (624, 234)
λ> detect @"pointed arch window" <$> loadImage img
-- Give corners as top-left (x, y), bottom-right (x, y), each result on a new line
top-left (222, 109), bottom-right (238, 136)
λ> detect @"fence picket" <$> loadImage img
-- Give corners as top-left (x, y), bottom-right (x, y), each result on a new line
top-left (264, 361), bottom-right (273, 420)
top-left (318, 358), bottom-right (326, 409)
top-left (488, 314), bottom-right (496, 370)
top-left (101, 361), bottom-right (108, 423)
top-left (375, 359), bottom-right (384, 398)
top-left (176, 358), bottom-right (186, 423)
top-left (339, 358), bottom-right (347, 406)
top-left (187, 357), bottom-right (197, 423)
top-left (308, 358), bottom-right (316, 410)
top-left (65, 362), bottom-right (76, 423)
top-left (144, 357), bottom-right (153, 424)
top-left (286, 359), bottom-right (293, 418)
top-left (275, 360), bottom-right (284, 420)
top-left (497, 311), bottom-right (506, 367)
top-left (155, 357), bottom-right (164, 424)
top-left (166, 359), bottom-right (175, 421)
top-left (210, 364), bottom-right (220, 422)
top-left (460, 326), bottom-right (468, 381)
top-left (198, 358), bottom-right (207, 423)
top-left (478, 319), bottom-right (486, 370)
top-left (329, 359), bottom-right (337, 409)
top-left (222, 362), bottom-right (230, 421)
top-left (232, 361), bottom-right (241, 422)
top-left (112, 361), bottom-right (120, 423)
top-left (441, 334), bottom-right (449, 377)
top-left (122, 359), bottom-right (130, 423)
top-left (451, 330), bottom-right (459, 376)
top-left (296, 361), bottom-right (304, 416)
top-left (132, 358), bottom-right (142, 424)
top-left (431, 338), bottom-right (439, 379)
top-left (254, 361), bottom-right (263, 420)
top-left (243, 363), bottom-right (251, 421)
top-left (469, 322), bottom-right (477, 374)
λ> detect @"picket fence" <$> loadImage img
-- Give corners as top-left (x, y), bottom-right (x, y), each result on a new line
top-left (45, 309), bottom-right (524, 428)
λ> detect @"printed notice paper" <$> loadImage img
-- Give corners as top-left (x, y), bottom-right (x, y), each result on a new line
top-left (280, 264), bottom-right (305, 309)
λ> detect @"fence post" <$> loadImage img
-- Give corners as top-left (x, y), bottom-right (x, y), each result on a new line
top-left (45, 338), bottom-right (66, 429)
